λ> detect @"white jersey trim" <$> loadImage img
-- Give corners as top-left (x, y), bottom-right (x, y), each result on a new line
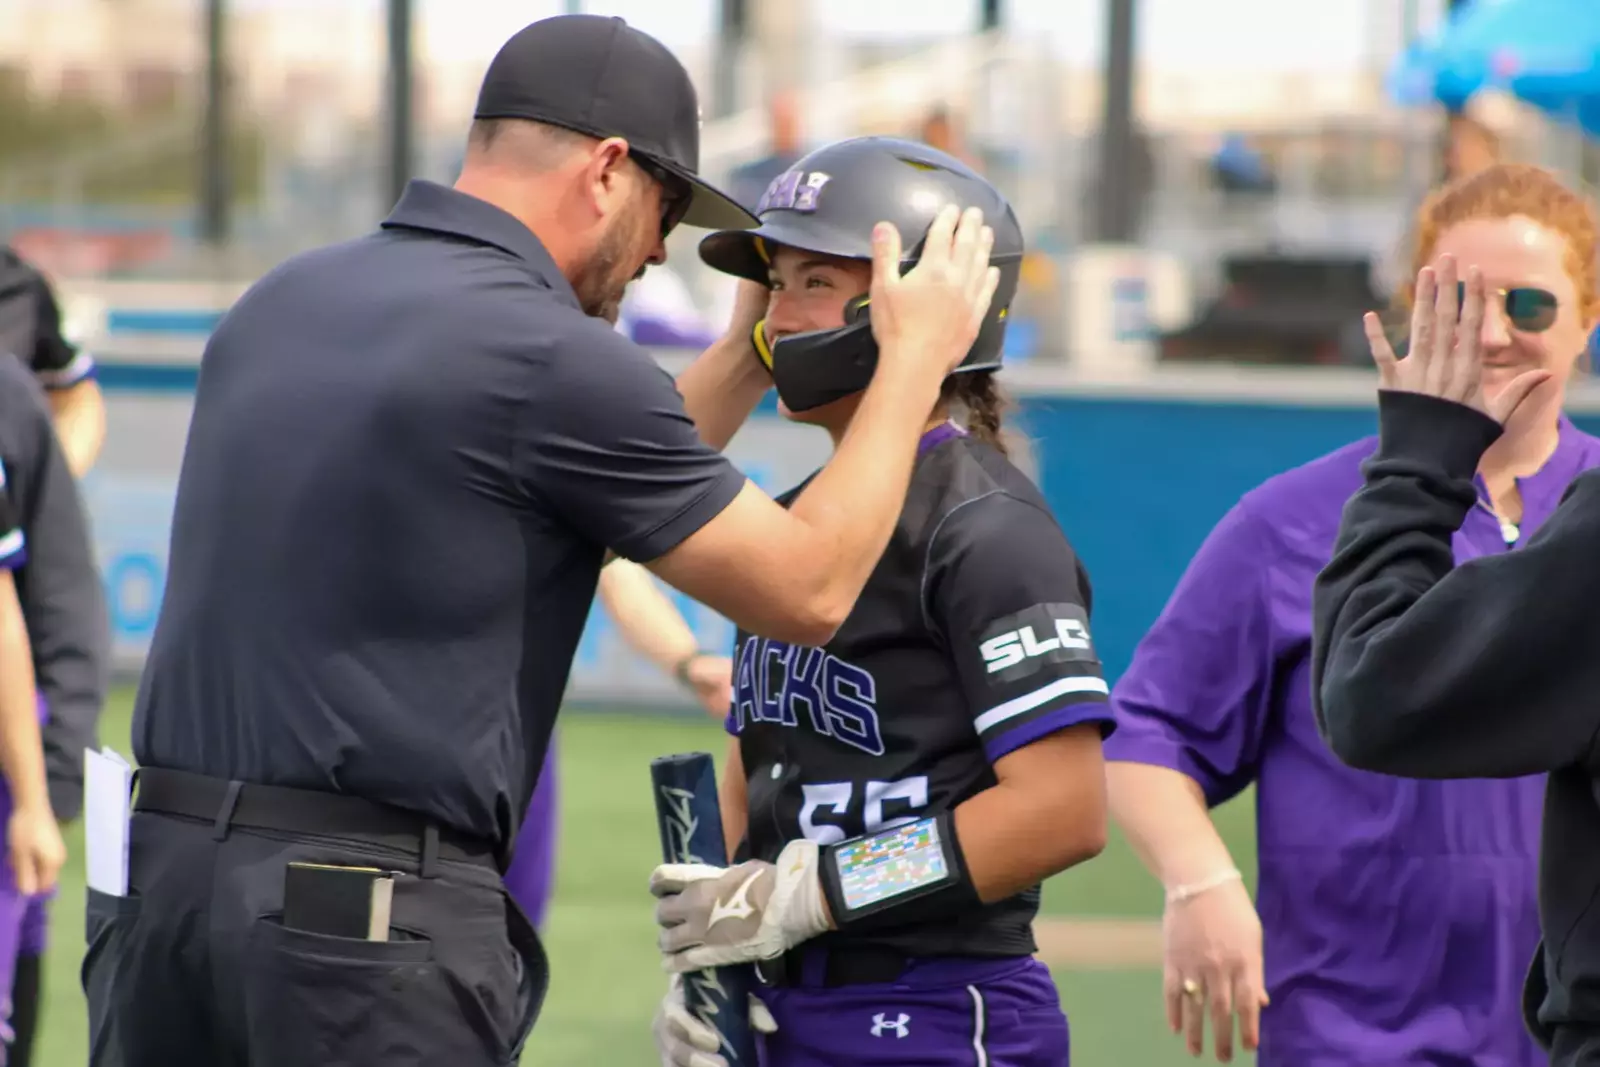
top-left (35, 351), bottom-right (96, 389)
top-left (974, 675), bottom-right (1109, 734)
top-left (0, 527), bottom-right (25, 564)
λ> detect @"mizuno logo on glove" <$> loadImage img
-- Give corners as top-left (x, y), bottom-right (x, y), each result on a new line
top-left (707, 870), bottom-right (763, 929)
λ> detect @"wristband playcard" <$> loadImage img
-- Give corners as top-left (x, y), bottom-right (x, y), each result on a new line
top-left (832, 817), bottom-right (951, 912)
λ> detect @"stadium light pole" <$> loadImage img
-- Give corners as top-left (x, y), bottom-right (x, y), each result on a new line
top-left (386, 0), bottom-right (414, 212)
top-left (1092, 0), bottom-right (1138, 242)
top-left (199, 0), bottom-right (230, 246)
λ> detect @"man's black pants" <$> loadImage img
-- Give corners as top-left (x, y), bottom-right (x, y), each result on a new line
top-left (83, 768), bottom-right (547, 1067)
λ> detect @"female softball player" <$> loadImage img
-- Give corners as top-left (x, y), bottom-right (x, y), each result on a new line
top-left (1105, 162), bottom-right (1600, 1066)
top-left (648, 136), bottom-right (1113, 1067)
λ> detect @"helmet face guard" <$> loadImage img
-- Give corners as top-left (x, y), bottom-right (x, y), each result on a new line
top-left (701, 137), bottom-right (1024, 413)
top-left (759, 296), bottom-right (877, 413)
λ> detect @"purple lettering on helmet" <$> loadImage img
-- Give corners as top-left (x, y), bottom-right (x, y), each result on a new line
top-left (793, 172), bottom-right (831, 211)
top-left (757, 170), bottom-right (800, 213)
top-left (757, 170), bottom-right (830, 214)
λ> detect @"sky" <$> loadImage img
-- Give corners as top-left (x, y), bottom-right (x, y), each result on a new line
top-left (227, 0), bottom-right (1457, 74)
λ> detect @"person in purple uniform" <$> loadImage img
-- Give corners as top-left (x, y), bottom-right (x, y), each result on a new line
top-left (502, 559), bottom-right (733, 929)
top-left (0, 460), bottom-right (66, 1060)
top-left (647, 136), bottom-right (1112, 1067)
top-left (1103, 162), bottom-right (1600, 1066)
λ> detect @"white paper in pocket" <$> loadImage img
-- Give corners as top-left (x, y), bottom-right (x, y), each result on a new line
top-left (84, 747), bottom-right (134, 897)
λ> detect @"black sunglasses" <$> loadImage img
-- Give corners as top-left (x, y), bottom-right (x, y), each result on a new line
top-left (633, 156), bottom-right (692, 239)
top-left (1455, 282), bottom-right (1559, 333)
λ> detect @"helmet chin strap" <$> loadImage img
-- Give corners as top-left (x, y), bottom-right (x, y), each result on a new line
top-left (752, 318), bottom-right (775, 370)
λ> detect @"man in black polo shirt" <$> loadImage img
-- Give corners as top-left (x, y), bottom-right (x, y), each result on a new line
top-left (82, 14), bottom-right (1002, 1066)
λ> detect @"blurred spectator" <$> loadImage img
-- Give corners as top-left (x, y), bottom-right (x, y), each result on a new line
top-left (915, 105), bottom-right (979, 168)
top-left (616, 267), bottom-right (720, 350)
top-left (1443, 112), bottom-right (1501, 183)
top-left (727, 91), bottom-right (805, 212)
top-left (1211, 134), bottom-right (1277, 196)
top-left (0, 247), bottom-right (105, 477)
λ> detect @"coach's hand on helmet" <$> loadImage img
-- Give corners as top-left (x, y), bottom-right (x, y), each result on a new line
top-left (650, 838), bottom-right (832, 972)
top-left (653, 973), bottom-right (777, 1067)
top-left (869, 203), bottom-right (1001, 378)
top-left (1163, 875), bottom-right (1268, 1063)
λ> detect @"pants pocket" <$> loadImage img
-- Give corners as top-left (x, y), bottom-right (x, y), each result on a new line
top-left (83, 888), bottom-right (146, 1066)
top-left (241, 914), bottom-right (506, 1067)
top-left (83, 889), bottom-right (142, 996)
top-left (501, 888), bottom-right (549, 1051)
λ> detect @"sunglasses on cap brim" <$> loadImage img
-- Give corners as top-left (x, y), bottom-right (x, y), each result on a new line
top-left (632, 155), bottom-right (692, 239)
top-left (1455, 282), bottom-right (1559, 334)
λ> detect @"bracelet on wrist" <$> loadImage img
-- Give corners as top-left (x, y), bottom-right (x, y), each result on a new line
top-left (672, 652), bottom-right (706, 688)
top-left (1165, 868), bottom-right (1243, 906)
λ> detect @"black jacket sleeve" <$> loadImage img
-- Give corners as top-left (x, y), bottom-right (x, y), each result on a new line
top-left (1311, 389), bottom-right (1600, 779)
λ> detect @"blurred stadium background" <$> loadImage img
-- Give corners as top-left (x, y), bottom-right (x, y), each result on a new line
top-left (7, 0), bottom-right (1600, 1063)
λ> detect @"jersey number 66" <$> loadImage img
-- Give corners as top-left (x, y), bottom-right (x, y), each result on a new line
top-left (799, 776), bottom-right (930, 845)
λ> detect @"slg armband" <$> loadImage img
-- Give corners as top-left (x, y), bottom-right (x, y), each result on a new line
top-left (817, 812), bottom-right (980, 930)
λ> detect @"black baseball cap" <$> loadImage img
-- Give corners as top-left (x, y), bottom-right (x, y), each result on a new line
top-left (474, 14), bottom-right (757, 232)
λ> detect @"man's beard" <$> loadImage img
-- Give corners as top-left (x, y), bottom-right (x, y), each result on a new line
top-left (572, 208), bottom-right (652, 323)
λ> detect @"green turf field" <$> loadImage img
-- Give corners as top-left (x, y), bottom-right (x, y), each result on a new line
top-left (36, 689), bottom-right (1258, 1066)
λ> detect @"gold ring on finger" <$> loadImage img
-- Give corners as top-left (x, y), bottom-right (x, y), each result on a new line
top-left (1182, 978), bottom-right (1202, 999)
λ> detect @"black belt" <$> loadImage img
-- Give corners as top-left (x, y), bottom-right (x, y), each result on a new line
top-left (133, 767), bottom-right (501, 877)
top-left (756, 943), bottom-right (910, 988)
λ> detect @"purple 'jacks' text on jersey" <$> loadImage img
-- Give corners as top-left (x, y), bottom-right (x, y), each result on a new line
top-left (726, 425), bottom-right (1117, 959)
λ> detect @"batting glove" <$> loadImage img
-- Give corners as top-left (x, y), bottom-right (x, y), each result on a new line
top-left (650, 838), bottom-right (831, 972)
top-left (653, 974), bottom-right (778, 1067)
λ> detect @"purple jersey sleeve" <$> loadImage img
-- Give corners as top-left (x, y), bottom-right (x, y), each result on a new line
top-left (1104, 501), bottom-right (1276, 805)
top-left (928, 493), bottom-right (1114, 764)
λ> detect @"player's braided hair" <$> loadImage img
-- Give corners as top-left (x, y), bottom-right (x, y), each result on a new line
top-left (941, 370), bottom-right (1010, 457)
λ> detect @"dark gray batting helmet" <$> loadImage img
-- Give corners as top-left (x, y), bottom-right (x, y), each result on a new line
top-left (699, 136), bottom-right (1024, 412)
